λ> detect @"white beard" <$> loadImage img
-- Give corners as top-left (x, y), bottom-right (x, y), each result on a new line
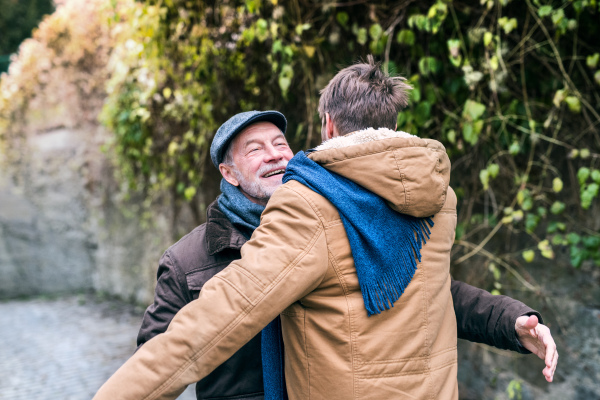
top-left (232, 160), bottom-right (288, 201)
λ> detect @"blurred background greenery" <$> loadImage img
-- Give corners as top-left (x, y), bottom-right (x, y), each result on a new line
top-left (0, 0), bottom-right (55, 73)
top-left (3, 0), bottom-right (599, 275)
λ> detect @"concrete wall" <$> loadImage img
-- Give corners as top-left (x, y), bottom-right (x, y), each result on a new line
top-left (0, 129), bottom-right (96, 297)
top-left (454, 256), bottom-right (600, 399)
top-left (0, 125), bottom-right (175, 304)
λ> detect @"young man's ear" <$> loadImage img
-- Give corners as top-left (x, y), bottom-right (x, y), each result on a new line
top-left (325, 113), bottom-right (336, 140)
top-left (219, 164), bottom-right (239, 187)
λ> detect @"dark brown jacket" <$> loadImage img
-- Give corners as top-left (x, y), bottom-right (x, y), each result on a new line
top-left (137, 201), bottom-right (262, 400)
top-left (137, 200), bottom-right (540, 400)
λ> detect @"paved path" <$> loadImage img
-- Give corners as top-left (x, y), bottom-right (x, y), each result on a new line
top-left (0, 295), bottom-right (195, 400)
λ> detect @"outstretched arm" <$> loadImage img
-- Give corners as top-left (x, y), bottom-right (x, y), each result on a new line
top-left (451, 279), bottom-right (557, 381)
top-left (94, 185), bottom-right (329, 400)
top-left (451, 279), bottom-right (541, 351)
top-left (515, 314), bottom-right (558, 382)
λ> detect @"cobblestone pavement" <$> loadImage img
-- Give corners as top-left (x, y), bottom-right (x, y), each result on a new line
top-left (0, 295), bottom-right (195, 400)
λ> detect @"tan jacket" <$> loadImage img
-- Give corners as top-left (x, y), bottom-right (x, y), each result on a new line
top-left (94, 128), bottom-right (458, 400)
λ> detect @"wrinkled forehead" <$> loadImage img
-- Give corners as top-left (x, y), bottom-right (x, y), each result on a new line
top-left (230, 121), bottom-right (287, 151)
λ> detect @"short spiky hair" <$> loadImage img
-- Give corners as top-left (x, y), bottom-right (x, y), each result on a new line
top-left (318, 55), bottom-right (412, 135)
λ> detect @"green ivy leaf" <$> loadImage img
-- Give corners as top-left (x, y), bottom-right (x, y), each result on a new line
top-left (447, 129), bottom-right (456, 144)
top-left (570, 246), bottom-right (585, 268)
top-left (509, 141), bottom-right (520, 155)
top-left (408, 14), bottom-right (429, 32)
top-left (550, 201), bottom-right (566, 215)
top-left (419, 57), bottom-right (440, 75)
top-left (369, 23), bottom-right (383, 40)
top-left (295, 23), bottom-right (311, 36)
top-left (538, 5), bottom-right (553, 17)
top-left (551, 9), bottom-right (565, 26)
top-left (410, 84), bottom-right (421, 102)
top-left (463, 120), bottom-right (483, 145)
top-left (522, 249), bottom-right (535, 263)
top-left (566, 232), bottom-right (581, 245)
top-left (183, 186), bottom-right (196, 201)
top-left (551, 234), bottom-right (564, 245)
top-left (414, 101), bottom-right (432, 127)
top-left (553, 89), bottom-right (567, 107)
top-left (595, 71), bottom-right (600, 86)
top-left (580, 148), bottom-right (591, 159)
top-left (565, 96), bottom-right (581, 113)
top-left (591, 169), bottom-right (600, 183)
top-left (498, 17), bottom-right (518, 34)
top-left (547, 221), bottom-right (559, 233)
top-left (336, 12), bottom-right (349, 29)
top-left (525, 213), bottom-right (540, 233)
top-left (356, 27), bottom-right (368, 45)
top-left (449, 54), bottom-right (462, 68)
top-left (553, 177), bottom-right (563, 193)
top-left (463, 99), bottom-right (486, 121)
top-left (369, 36), bottom-right (386, 55)
top-left (278, 64), bottom-right (294, 95)
top-left (488, 163), bottom-right (499, 178)
top-left (245, 0), bottom-right (260, 14)
top-left (256, 18), bottom-right (269, 42)
top-left (397, 29), bottom-right (415, 46)
top-left (587, 53), bottom-right (600, 69)
top-left (578, 167), bottom-right (590, 185)
top-left (447, 39), bottom-right (461, 57)
top-left (512, 209), bottom-right (524, 221)
top-left (480, 169), bottom-right (490, 190)
top-left (483, 31), bottom-right (493, 47)
top-left (582, 235), bottom-right (600, 249)
top-left (489, 263), bottom-right (501, 281)
top-left (537, 239), bottom-right (554, 259)
top-left (517, 189), bottom-right (529, 206)
top-left (581, 190), bottom-right (594, 209)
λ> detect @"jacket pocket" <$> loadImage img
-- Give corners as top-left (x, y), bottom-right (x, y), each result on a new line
top-left (186, 261), bottom-right (230, 291)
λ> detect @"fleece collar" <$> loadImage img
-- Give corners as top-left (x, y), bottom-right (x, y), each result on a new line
top-left (315, 128), bottom-right (416, 151)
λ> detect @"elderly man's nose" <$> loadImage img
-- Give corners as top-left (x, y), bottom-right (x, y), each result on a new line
top-left (265, 144), bottom-right (283, 160)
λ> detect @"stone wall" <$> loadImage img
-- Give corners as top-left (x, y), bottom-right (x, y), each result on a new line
top-left (454, 256), bottom-right (600, 399)
top-left (0, 124), bottom-right (177, 305)
top-left (0, 129), bottom-right (96, 297)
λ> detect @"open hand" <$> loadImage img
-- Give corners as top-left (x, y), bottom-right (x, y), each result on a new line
top-left (515, 315), bottom-right (558, 382)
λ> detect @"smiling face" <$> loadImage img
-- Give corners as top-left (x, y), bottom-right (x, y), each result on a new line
top-left (219, 122), bottom-right (294, 206)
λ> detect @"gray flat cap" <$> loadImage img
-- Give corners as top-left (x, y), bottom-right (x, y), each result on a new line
top-left (210, 110), bottom-right (287, 167)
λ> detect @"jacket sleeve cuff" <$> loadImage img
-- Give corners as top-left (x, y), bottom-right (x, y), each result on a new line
top-left (510, 309), bottom-right (544, 354)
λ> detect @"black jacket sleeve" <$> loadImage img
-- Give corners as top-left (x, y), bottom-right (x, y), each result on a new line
top-left (136, 251), bottom-right (190, 348)
top-left (451, 279), bottom-right (542, 354)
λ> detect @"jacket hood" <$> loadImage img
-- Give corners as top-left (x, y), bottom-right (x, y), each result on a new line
top-left (308, 128), bottom-right (450, 217)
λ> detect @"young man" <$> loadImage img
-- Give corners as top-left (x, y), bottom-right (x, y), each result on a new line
top-left (101, 60), bottom-right (557, 400)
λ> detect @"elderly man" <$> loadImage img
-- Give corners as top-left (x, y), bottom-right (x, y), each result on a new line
top-left (113, 61), bottom-right (556, 400)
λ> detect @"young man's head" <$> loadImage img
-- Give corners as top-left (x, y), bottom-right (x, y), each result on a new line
top-left (318, 55), bottom-right (412, 141)
top-left (210, 111), bottom-right (293, 206)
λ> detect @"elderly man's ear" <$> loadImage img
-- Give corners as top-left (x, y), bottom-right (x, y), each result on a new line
top-left (219, 164), bottom-right (239, 187)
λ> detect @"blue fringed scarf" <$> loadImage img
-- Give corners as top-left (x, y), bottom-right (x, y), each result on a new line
top-left (217, 178), bottom-right (287, 400)
top-left (218, 179), bottom-right (264, 239)
top-left (282, 151), bottom-right (434, 316)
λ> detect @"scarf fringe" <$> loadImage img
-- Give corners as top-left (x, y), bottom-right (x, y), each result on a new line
top-left (362, 217), bottom-right (434, 316)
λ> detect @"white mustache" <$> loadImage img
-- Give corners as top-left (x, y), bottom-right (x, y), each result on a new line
top-left (257, 160), bottom-right (289, 178)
